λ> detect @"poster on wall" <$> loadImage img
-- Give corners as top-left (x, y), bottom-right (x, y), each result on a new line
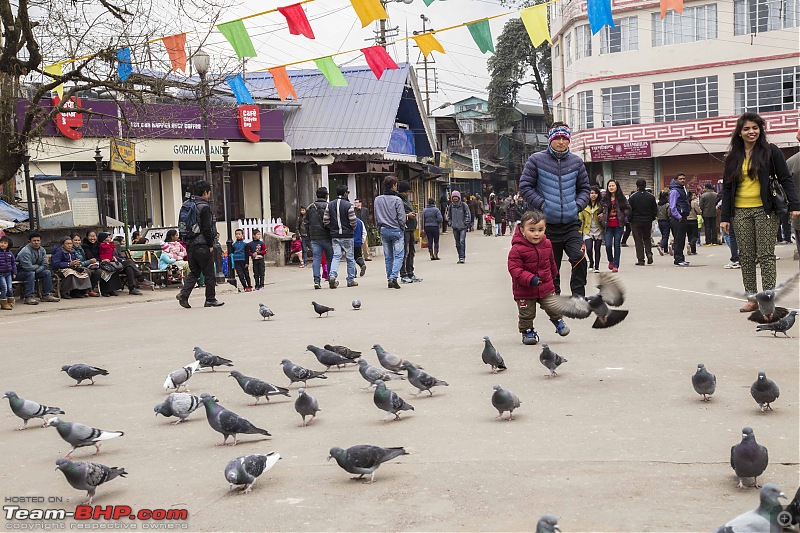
top-left (35, 177), bottom-right (100, 229)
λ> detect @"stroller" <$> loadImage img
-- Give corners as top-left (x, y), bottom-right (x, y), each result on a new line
top-left (483, 215), bottom-right (494, 236)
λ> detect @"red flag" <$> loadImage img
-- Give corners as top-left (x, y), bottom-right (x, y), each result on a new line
top-left (162, 33), bottom-right (187, 73)
top-left (360, 46), bottom-right (399, 80)
top-left (660, 0), bottom-right (684, 18)
top-left (277, 3), bottom-right (315, 39)
top-left (269, 67), bottom-right (298, 101)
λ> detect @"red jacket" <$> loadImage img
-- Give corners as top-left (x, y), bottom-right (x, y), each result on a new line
top-left (507, 226), bottom-right (558, 300)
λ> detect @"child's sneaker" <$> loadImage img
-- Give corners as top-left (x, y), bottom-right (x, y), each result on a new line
top-left (551, 318), bottom-right (570, 337)
top-left (522, 328), bottom-right (539, 345)
top-left (400, 276), bottom-right (412, 283)
top-left (245, 287), bottom-right (253, 292)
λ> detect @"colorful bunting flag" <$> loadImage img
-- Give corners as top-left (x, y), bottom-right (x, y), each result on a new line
top-left (218, 20), bottom-right (257, 59)
top-left (519, 5), bottom-right (551, 46)
top-left (278, 3), bottom-right (315, 39)
top-left (227, 74), bottom-right (254, 105)
top-left (466, 19), bottom-right (495, 54)
top-left (44, 63), bottom-right (64, 98)
top-left (161, 33), bottom-right (187, 73)
top-left (117, 48), bottom-right (132, 82)
top-left (349, 0), bottom-right (388, 28)
top-left (412, 33), bottom-right (445, 57)
top-left (269, 67), bottom-right (298, 101)
top-left (360, 46), bottom-right (399, 80)
top-left (587, 0), bottom-right (615, 35)
top-left (422, 0), bottom-right (434, 5)
top-left (314, 56), bottom-right (348, 87)
top-left (660, 0), bottom-right (684, 18)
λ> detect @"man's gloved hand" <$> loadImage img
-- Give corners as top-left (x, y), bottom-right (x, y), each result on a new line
top-left (530, 275), bottom-right (541, 286)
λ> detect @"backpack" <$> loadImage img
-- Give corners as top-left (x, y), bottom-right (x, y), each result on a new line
top-left (178, 199), bottom-right (201, 242)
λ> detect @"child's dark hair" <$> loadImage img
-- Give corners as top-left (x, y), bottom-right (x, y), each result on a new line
top-left (0, 235), bottom-right (11, 247)
top-left (519, 209), bottom-right (545, 227)
top-left (235, 228), bottom-right (243, 235)
top-left (293, 233), bottom-right (299, 239)
top-left (253, 229), bottom-right (261, 237)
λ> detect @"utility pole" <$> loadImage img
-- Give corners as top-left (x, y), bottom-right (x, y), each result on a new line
top-left (420, 14), bottom-right (430, 116)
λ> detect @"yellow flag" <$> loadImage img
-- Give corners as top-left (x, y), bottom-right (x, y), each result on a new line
top-left (520, 4), bottom-right (551, 46)
top-left (44, 63), bottom-right (64, 98)
top-left (349, 0), bottom-right (388, 28)
top-left (412, 33), bottom-right (445, 58)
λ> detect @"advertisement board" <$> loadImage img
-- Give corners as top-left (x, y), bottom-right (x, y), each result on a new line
top-left (34, 176), bottom-right (100, 229)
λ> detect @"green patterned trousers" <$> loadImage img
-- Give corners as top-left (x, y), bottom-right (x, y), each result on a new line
top-left (733, 206), bottom-right (780, 293)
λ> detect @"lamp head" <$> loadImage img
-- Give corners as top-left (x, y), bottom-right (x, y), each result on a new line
top-left (193, 49), bottom-right (210, 76)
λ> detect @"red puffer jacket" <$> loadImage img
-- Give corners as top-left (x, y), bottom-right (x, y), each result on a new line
top-left (507, 226), bottom-right (558, 300)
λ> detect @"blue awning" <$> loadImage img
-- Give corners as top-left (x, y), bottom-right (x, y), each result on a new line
top-left (0, 199), bottom-right (28, 223)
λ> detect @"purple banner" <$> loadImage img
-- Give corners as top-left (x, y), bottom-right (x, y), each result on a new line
top-left (16, 99), bottom-right (120, 137)
top-left (589, 141), bottom-right (652, 161)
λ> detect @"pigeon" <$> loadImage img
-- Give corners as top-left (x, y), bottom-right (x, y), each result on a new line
top-left (481, 336), bottom-right (506, 373)
top-left (224, 452), bottom-right (282, 494)
top-left (193, 347), bottom-right (234, 371)
top-left (154, 393), bottom-right (201, 424)
top-left (352, 299), bottom-right (361, 310)
top-left (373, 381), bottom-right (414, 421)
top-left (164, 361), bottom-right (201, 392)
top-left (491, 385), bottom-right (521, 421)
top-left (46, 417), bottom-right (124, 458)
top-left (280, 359), bottom-right (327, 387)
top-left (328, 445), bottom-right (408, 484)
top-left (312, 301), bottom-right (334, 317)
top-left (691, 363), bottom-right (716, 402)
top-left (756, 310), bottom-right (798, 337)
top-left (357, 360), bottom-right (405, 387)
top-left (783, 487), bottom-right (800, 528)
top-left (198, 393), bottom-right (271, 446)
top-left (372, 344), bottom-right (422, 373)
top-left (731, 427), bottom-right (769, 489)
top-left (307, 344), bottom-right (358, 370)
top-left (294, 388), bottom-right (320, 426)
top-left (535, 515), bottom-right (561, 533)
top-left (549, 273), bottom-right (628, 328)
top-left (258, 304), bottom-right (274, 321)
top-left (720, 272), bottom-right (799, 323)
top-left (324, 344), bottom-right (362, 360)
top-left (3, 391), bottom-right (64, 430)
top-left (230, 371), bottom-right (291, 405)
top-left (60, 364), bottom-right (109, 386)
top-left (400, 361), bottom-right (448, 396)
top-left (539, 343), bottom-right (567, 377)
top-left (750, 371), bottom-right (780, 412)
top-left (713, 483), bottom-right (786, 533)
top-left (55, 458), bottom-right (127, 505)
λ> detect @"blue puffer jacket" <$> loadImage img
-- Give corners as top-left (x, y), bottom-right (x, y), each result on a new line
top-left (519, 148), bottom-right (590, 225)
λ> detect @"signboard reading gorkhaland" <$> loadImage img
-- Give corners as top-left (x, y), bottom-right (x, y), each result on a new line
top-left (589, 141), bottom-right (652, 161)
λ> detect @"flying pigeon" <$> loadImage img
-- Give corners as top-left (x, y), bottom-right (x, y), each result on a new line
top-left (756, 310), bottom-right (798, 337)
top-left (230, 371), bottom-right (291, 405)
top-left (312, 301), bottom-right (334, 317)
top-left (783, 487), bottom-right (800, 529)
top-left (3, 391), bottom-right (64, 430)
top-left (750, 371), bottom-right (780, 412)
top-left (549, 273), bottom-right (628, 328)
top-left (713, 483), bottom-right (786, 533)
top-left (46, 417), bottom-right (124, 458)
top-left (294, 388), bottom-right (320, 427)
top-left (224, 452), bottom-right (281, 494)
top-left (400, 361), bottom-right (448, 396)
top-left (372, 344), bottom-right (422, 373)
top-left (691, 363), bottom-right (716, 402)
top-left (328, 445), bottom-right (408, 484)
top-left (193, 347), bottom-right (234, 371)
top-left (164, 361), bottom-right (201, 392)
top-left (491, 385), bottom-right (520, 421)
top-left (154, 393), bottom-right (201, 424)
top-left (198, 393), bottom-right (271, 446)
top-left (55, 458), bottom-right (127, 505)
top-left (539, 343), bottom-right (567, 377)
top-left (60, 364), bottom-right (109, 386)
top-left (731, 427), bottom-right (769, 489)
top-left (307, 344), bottom-right (358, 370)
top-left (481, 336), bottom-right (506, 373)
top-left (280, 359), bottom-right (328, 387)
top-left (535, 515), bottom-right (561, 533)
top-left (324, 344), bottom-right (362, 360)
top-left (258, 304), bottom-right (274, 321)
top-left (357, 360), bottom-right (405, 387)
top-left (373, 381), bottom-right (414, 421)
top-left (719, 272), bottom-right (799, 323)
top-left (352, 299), bottom-right (361, 310)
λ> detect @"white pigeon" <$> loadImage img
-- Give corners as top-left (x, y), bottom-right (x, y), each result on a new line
top-left (164, 361), bottom-right (201, 392)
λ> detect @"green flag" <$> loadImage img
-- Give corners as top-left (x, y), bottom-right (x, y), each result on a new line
top-left (466, 19), bottom-right (494, 54)
top-left (422, 0), bottom-right (435, 5)
top-left (217, 20), bottom-right (257, 59)
top-left (314, 56), bottom-right (348, 87)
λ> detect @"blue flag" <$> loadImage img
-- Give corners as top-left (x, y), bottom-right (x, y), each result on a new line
top-left (226, 74), bottom-right (254, 105)
top-left (587, 0), bottom-right (615, 35)
top-left (117, 48), bottom-right (132, 82)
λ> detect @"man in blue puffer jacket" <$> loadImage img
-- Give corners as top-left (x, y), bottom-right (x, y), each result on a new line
top-left (519, 122), bottom-right (590, 297)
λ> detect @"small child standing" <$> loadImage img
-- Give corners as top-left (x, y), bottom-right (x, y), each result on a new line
top-left (248, 230), bottom-right (266, 290)
top-left (507, 210), bottom-right (570, 345)
top-left (232, 229), bottom-right (253, 291)
top-left (99, 233), bottom-right (117, 262)
top-left (0, 235), bottom-right (16, 310)
top-left (289, 233), bottom-right (303, 267)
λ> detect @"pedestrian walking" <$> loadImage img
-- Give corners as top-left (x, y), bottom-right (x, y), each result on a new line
top-left (656, 191), bottom-right (671, 255)
top-left (177, 181), bottom-right (223, 308)
top-left (298, 205), bottom-right (310, 266)
top-left (354, 198), bottom-right (372, 261)
top-left (699, 183), bottom-right (719, 245)
top-left (668, 173), bottom-right (691, 267)
top-left (598, 179), bottom-right (631, 272)
top-left (353, 216), bottom-right (367, 277)
top-left (474, 196), bottom-right (485, 231)
top-left (490, 194), bottom-right (505, 236)
top-left (580, 186), bottom-right (603, 273)
top-left (306, 187), bottom-right (334, 290)
top-left (323, 184), bottom-right (358, 288)
top-left (438, 194), bottom-right (449, 234)
top-left (374, 175), bottom-right (406, 289)
top-left (422, 198), bottom-right (443, 260)
top-left (447, 191), bottom-right (471, 263)
top-left (398, 181), bottom-right (421, 283)
top-left (686, 191), bottom-right (701, 255)
top-left (786, 129), bottom-right (800, 258)
top-left (628, 178), bottom-right (658, 266)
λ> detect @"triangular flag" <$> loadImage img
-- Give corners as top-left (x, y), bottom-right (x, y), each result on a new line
top-left (162, 33), bottom-right (187, 72)
top-left (268, 67), bottom-right (298, 101)
top-left (360, 46), bottom-right (399, 80)
top-left (466, 19), bottom-right (495, 54)
top-left (277, 3), bottom-right (315, 39)
top-left (117, 48), bottom-right (132, 82)
top-left (349, 0), bottom-right (388, 28)
top-left (313, 57), bottom-right (348, 87)
top-left (217, 20), bottom-right (257, 59)
top-left (587, 0), bottom-right (615, 35)
top-left (660, 0), bottom-right (684, 18)
top-left (422, 0), bottom-right (435, 5)
top-left (519, 5), bottom-right (551, 46)
top-left (44, 63), bottom-right (64, 98)
top-left (227, 74), bottom-right (254, 105)
top-left (412, 33), bottom-right (445, 57)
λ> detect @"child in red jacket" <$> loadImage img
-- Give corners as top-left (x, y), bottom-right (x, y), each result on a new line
top-left (508, 210), bottom-right (571, 345)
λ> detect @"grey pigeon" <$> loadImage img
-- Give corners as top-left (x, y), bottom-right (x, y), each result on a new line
top-left (312, 301), bottom-right (334, 317)
top-left (549, 273), bottom-right (628, 328)
top-left (357, 360), bottom-right (405, 387)
top-left (719, 272), bottom-right (799, 323)
top-left (55, 458), bottom-right (127, 505)
top-left (193, 347), bottom-right (234, 371)
top-left (307, 344), bottom-right (358, 370)
top-left (713, 483), bottom-right (786, 533)
top-left (328, 445), bottom-right (408, 484)
top-left (750, 371), bottom-right (780, 412)
top-left (3, 391), bottom-right (64, 430)
top-left (164, 361), bottom-right (200, 392)
top-left (373, 381), bottom-right (414, 421)
top-left (539, 343), bottom-right (567, 377)
top-left (154, 393), bottom-right (201, 424)
top-left (280, 359), bottom-right (327, 387)
top-left (230, 370), bottom-right (290, 405)
top-left (691, 363), bottom-right (716, 401)
top-left (46, 417), bottom-right (124, 458)
top-left (372, 344), bottom-right (422, 373)
top-left (198, 393), bottom-right (271, 446)
top-left (491, 385), bottom-right (521, 421)
top-left (535, 515), bottom-right (561, 533)
top-left (756, 310), bottom-right (797, 337)
top-left (294, 387), bottom-right (320, 426)
top-left (400, 361), bottom-right (448, 396)
top-left (258, 303), bottom-right (274, 320)
top-left (352, 299), bottom-right (361, 310)
top-left (481, 336), bottom-right (506, 373)
top-left (224, 452), bottom-right (281, 493)
top-left (61, 364), bottom-right (109, 386)
top-left (731, 427), bottom-right (769, 489)
top-left (783, 487), bottom-right (800, 528)
top-left (324, 344), bottom-right (362, 360)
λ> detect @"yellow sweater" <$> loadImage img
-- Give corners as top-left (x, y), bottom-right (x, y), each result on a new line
top-left (735, 157), bottom-right (762, 208)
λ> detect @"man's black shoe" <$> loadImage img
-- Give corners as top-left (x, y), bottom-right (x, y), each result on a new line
top-left (204, 299), bottom-right (225, 307)
top-left (176, 294), bottom-right (191, 309)
top-left (388, 279), bottom-right (401, 289)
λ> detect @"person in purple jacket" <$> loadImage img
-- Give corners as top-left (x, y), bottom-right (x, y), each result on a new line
top-left (0, 235), bottom-right (16, 310)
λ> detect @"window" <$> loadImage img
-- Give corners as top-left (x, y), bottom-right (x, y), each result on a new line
top-left (734, 66), bottom-right (800, 113)
top-left (654, 76), bottom-right (719, 122)
top-left (602, 86), bottom-right (640, 126)
top-left (568, 96), bottom-right (575, 127)
top-left (575, 24), bottom-right (592, 59)
top-left (734, 0), bottom-right (800, 34)
top-left (457, 119), bottom-right (474, 134)
top-left (554, 43), bottom-right (560, 58)
top-left (556, 103), bottom-right (563, 122)
top-left (600, 16), bottom-right (638, 54)
top-left (578, 91), bottom-right (594, 129)
top-left (457, 103), bottom-right (482, 112)
top-left (564, 34), bottom-right (572, 67)
top-left (652, 4), bottom-right (718, 46)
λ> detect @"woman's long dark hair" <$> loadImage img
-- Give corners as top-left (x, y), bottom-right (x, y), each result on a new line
top-left (588, 186), bottom-right (601, 207)
top-left (657, 191), bottom-right (669, 205)
top-left (723, 112), bottom-right (770, 184)
top-left (602, 180), bottom-right (628, 209)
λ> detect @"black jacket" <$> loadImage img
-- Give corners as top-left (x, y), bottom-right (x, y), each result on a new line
top-left (306, 198), bottom-right (331, 241)
top-left (628, 189), bottom-right (658, 223)
top-left (188, 196), bottom-right (215, 247)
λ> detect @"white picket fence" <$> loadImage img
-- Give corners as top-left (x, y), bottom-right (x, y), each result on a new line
top-left (109, 218), bottom-right (286, 244)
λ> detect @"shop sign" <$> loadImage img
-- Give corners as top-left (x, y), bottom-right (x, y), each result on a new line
top-left (109, 139), bottom-right (136, 174)
top-left (237, 104), bottom-right (260, 142)
top-left (51, 96), bottom-right (83, 140)
top-left (590, 141), bottom-right (652, 161)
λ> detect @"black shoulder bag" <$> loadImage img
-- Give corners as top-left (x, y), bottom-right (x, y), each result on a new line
top-left (768, 151), bottom-right (789, 217)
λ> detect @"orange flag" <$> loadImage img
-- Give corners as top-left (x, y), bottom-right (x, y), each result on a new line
top-left (660, 0), bottom-right (684, 18)
top-left (269, 66), bottom-right (298, 101)
top-left (162, 33), bottom-right (187, 73)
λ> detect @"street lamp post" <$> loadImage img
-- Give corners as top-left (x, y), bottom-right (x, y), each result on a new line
top-left (94, 147), bottom-right (106, 225)
top-left (193, 50), bottom-right (213, 185)
top-left (22, 148), bottom-right (34, 230)
top-left (221, 140), bottom-right (236, 288)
